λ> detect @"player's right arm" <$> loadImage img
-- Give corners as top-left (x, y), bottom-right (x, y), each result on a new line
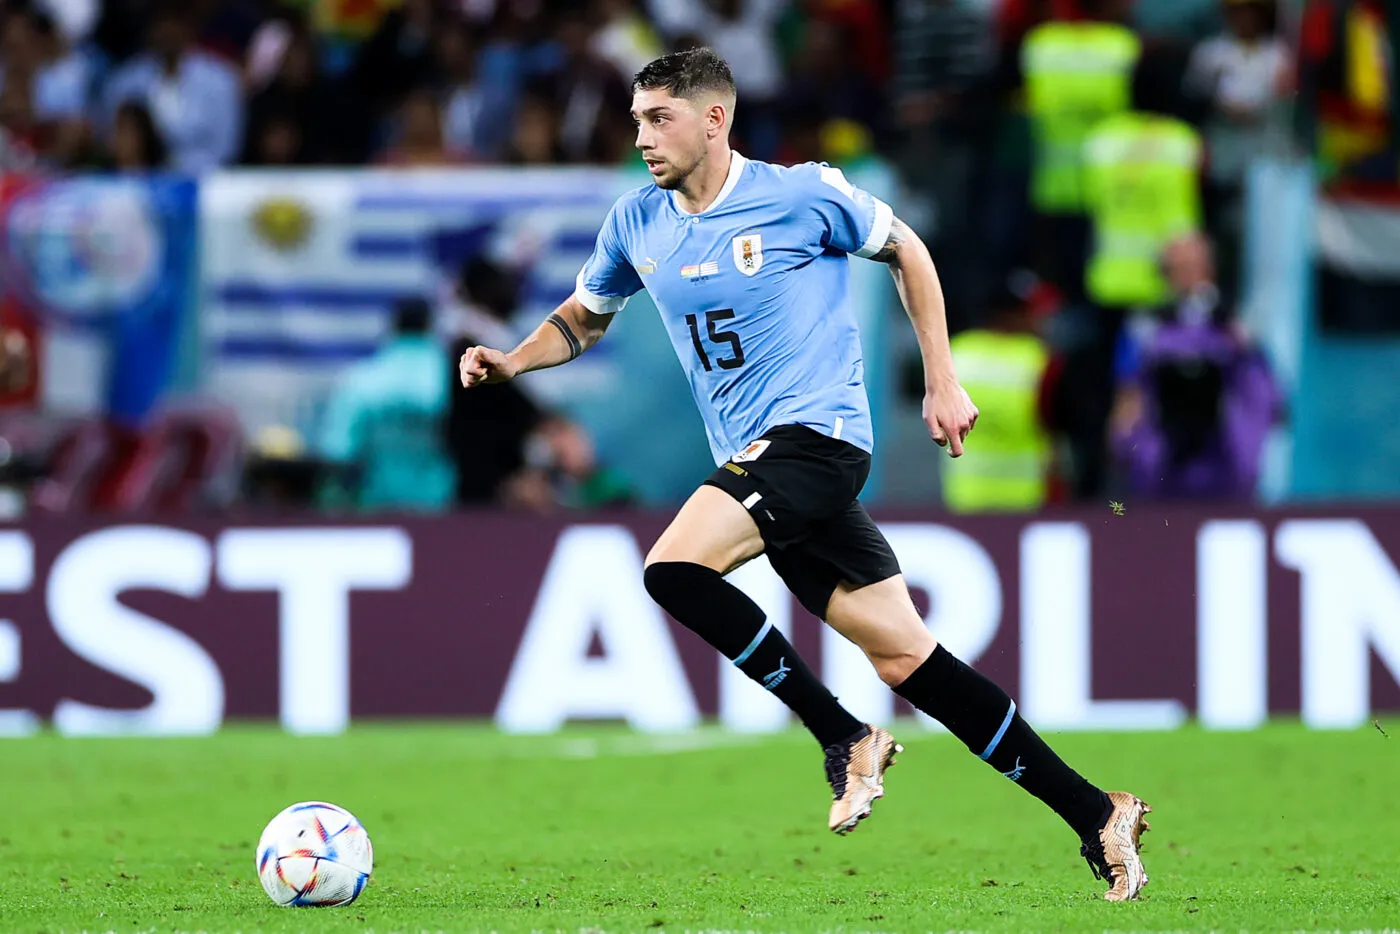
top-left (460, 199), bottom-right (642, 389)
top-left (800, 163), bottom-right (978, 456)
top-left (459, 296), bottom-right (612, 387)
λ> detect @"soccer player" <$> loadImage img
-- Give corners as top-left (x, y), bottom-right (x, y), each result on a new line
top-left (460, 48), bottom-right (1152, 901)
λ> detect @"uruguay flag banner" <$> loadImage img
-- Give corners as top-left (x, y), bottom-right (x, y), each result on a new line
top-left (198, 168), bottom-right (644, 441)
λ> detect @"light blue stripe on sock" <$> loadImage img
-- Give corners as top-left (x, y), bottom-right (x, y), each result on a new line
top-left (732, 620), bottom-right (773, 667)
top-left (979, 699), bottom-right (1017, 760)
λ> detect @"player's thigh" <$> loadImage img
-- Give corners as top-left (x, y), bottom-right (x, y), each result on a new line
top-left (825, 575), bottom-right (938, 686)
top-left (796, 504), bottom-right (934, 684)
top-left (645, 483), bottom-right (765, 574)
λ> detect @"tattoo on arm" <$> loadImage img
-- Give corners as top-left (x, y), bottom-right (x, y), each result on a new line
top-left (870, 216), bottom-right (912, 265)
top-left (546, 312), bottom-right (583, 360)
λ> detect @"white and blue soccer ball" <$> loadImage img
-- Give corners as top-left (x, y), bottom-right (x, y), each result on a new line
top-left (255, 801), bottom-right (373, 907)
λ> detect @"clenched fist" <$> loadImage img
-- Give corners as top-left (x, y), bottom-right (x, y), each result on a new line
top-left (459, 346), bottom-right (519, 388)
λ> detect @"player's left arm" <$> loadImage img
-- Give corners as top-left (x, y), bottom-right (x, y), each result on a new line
top-left (869, 217), bottom-right (980, 456)
top-left (459, 295), bottom-right (612, 388)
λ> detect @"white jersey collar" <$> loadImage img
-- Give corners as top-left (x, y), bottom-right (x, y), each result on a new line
top-left (672, 150), bottom-right (747, 216)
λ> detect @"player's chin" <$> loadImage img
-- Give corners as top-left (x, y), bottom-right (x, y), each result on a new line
top-left (648, 165), bottom-right (680, 189)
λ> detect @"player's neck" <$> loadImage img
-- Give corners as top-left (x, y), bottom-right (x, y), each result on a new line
top-left (674, 147), bottom-right (735, 215)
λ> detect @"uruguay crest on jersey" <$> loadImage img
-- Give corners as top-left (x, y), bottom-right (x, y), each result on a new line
top-left (732, 232), bottom-right (763, 276)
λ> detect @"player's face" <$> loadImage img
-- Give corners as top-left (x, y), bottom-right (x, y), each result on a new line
top-left (631, 88), bottom-right (707, 190)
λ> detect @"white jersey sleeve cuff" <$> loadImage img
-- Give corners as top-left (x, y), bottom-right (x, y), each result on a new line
top-left (573, 270), bottom-right (630, 315)
top-left (854, 197), bottom-right (894, 259)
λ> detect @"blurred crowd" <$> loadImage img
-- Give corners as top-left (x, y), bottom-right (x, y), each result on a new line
top-left (0, 0), bottom-right (897, 172)
top-left (0, 0), bottom-right (1384, 515)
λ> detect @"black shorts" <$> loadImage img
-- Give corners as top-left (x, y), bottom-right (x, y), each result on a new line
top-left (704, 424), bottom-right (902, 619)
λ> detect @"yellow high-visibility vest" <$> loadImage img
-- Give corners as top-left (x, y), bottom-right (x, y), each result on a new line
top-left (943, 330), bottom-right (1050, 513)
top-left (1082, 112), bottom-right (1203, 308)
top-left (1022, 21), bottom-right (1141, 214)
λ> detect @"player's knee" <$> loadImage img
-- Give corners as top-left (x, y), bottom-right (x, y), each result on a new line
top-left (869, 649), bottom-right (930, 687)
top-left (845, 618), bottom-right (937, 686)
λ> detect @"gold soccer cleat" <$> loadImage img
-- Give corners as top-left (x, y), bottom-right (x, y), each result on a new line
top-left (824, 725), bottom-right (902, 835)
top-left (1081, 791), bottom-right (1153, 901)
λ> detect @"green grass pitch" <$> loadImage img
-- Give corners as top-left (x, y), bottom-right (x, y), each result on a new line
top-left (1, 721), bottom-right (1397, 933)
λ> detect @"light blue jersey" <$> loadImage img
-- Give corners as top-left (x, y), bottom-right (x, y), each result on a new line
top-left (575, 152), bottom-right (893, 465)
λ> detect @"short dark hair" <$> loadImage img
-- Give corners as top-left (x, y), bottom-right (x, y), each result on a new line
top-left (114, 101), bottom-right (169, 168)
top-left (393, 297), bottom-right (432, 335)
top-left (632, 47), bottom-right (735, 100)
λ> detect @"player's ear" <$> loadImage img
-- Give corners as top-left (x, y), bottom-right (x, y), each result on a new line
top-left (705, 98), bottom-right (730, 139)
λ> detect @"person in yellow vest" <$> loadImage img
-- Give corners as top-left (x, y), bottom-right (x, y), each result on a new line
top-left (1049, 66), bottom-right (1205, 500)
top-left (942, 274), bottom-right (1052, 513)
top-left (1082, 107), bottom-right (1205, 309)
top-left (1021, 0), bottom-right (1141, 298)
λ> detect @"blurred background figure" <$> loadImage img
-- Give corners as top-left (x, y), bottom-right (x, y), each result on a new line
top-left (536, 11), bottom-right (633, 164)
top-left (647, 0), bottom-right (786, 159)
top-left (348, 0), bottom-right (440, 159)
top-left (444, 256), bottom-right (547, 507)
top-left (107, 100), bottom-right (168, 170)
top-left (1, 7), bottom-right (92, 166)
top-left (1083, 78), bottom-right (1204, 312)
top-left (942, 272), bottom-right (1052, 513)
top-left (781, 18), bottom-right (881, 165)
top-left (891, 0), bottom-right (998, 326)
top-left (441, 254), bottom-right (625, 513)
top-left (593, 0), bottom-right (666, 80)
top-left (242, 20), bottom-right (341, 166)
top-left (28, 0), bottom-right (99, 50)
top-left (241, 424), bottom-right (324, 514)
top-left (0, 77), bottom-right (37, 171)
top-left (241, 103), bottom-right (306, 167)
top-left (317, 297), bottom-right (455, 513)
top-left (0, 328), bottom-right (32, 396)
top-left (504, 87), bottom-right (569, 165)
top-left (1109, 233), bottom-right (1282, 500)
top-left (101, 1), bottom-right (243, 172)
top-left (0, 5), bottom-right (41, 169)
top-left (533, 415), bottom-right (636, 511)
top-left (434, 15), bottom-right (488, 161)
top-left (377, 87), bottom-right (462, 166)
top-left (1184, 0), bottom-right (1293, 300)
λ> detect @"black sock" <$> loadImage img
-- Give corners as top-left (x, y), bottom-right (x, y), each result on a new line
top-left (644, 562), bottom-right (864, 747)
top-left (730, 617), bottom-right (868, 749)
top-left (894, 644), bottom-right (1112, 839)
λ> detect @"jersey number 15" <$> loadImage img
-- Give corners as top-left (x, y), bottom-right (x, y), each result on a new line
top-left (685, 309), bottom-right (745, 372)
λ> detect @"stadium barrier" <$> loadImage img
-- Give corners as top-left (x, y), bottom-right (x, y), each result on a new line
top-left (1, 506), bottom-right (1397, 737)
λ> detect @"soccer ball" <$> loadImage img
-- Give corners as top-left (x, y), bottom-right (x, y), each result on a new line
top-left (255, 801), bottom-right (373, 907)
